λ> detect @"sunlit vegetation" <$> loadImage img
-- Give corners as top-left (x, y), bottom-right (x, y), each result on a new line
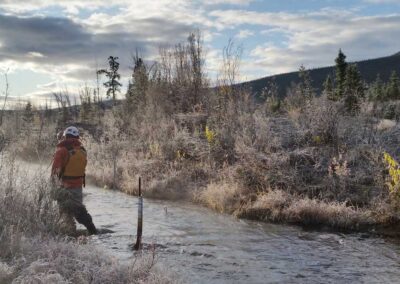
top-left (1, 31), bottom-right (400, 236)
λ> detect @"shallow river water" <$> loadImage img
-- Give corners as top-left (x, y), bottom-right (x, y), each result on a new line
top-left (79, 185), bottom-right (400, 284)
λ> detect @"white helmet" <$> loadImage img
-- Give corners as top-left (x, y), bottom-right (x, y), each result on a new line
top-left (63, 126), bottom-right (80, 137)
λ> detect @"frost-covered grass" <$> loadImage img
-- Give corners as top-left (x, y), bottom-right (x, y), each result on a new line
top-left (0, 153), bottom-right (176, 284)
top-left (2, 88), bottom-right (400, 235)
top-left (235, 190), bottom-right (375, 230)
top-left (79, 96), bottom-right (400, 233)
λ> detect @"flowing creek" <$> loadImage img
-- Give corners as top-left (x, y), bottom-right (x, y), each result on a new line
top-left (79, 185), bottom-right (400, 284)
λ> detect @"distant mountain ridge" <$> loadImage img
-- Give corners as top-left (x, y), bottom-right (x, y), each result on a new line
top-left (241, 52), bottom-right (400, 98)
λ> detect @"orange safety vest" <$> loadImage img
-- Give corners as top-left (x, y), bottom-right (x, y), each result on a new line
top-left (61, 144), bottom-right (87, 185)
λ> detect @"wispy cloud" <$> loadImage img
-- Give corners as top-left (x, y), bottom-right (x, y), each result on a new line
top-left (210, 9), bottom-right (400, 74)
top-left (364, 0), bottom-right (400, 3)
top-left (0, 0), bottom-right (399, 101)
top-left (37, 81), bottom-right (57, 89)
top-left (236, 29), bottom-right (254, 39)
top-left (202, 0), bottom-right (255, 5)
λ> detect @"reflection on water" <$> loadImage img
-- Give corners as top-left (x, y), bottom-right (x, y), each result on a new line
top-left (80, 185), bottom-right (400, 284)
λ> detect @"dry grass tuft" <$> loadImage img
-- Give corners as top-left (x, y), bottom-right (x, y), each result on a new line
top-left (196, 180), bottom-right (243, 213)
top-left (284, 197), bottom-right (372, 229)
top-left (236, 189), bottom-right (374, 230)
top-left (377, 119), bottom-right (397, 131)
top-left (236, 190), bottom-right (290, 222)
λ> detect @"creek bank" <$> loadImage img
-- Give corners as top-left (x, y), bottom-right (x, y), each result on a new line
top-left (87, 170), bottom-right (400, 240)
top-left (82, 184), bottom-right (400, 283)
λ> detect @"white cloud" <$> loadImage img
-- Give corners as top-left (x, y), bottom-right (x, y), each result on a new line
top-left (202, 0), bottom-right (255, 5)
top-left (1, 0), bottom-right (400, 100)
top-left (364, 0), bottom-right (400, 3)
top-left (236, 29), bottom-right (254, 39)
top-left (0, 0), bottom-right (256, 14)
top-left (0, 9), bottom-right (198, 78)
top-left (0, 0), bottom-right (124, 14)
top-left (209, 9), bottom-right (400, 75)
top-left (27, 51), bottom-right (45, 58)
top-left (37, 81), bottom-right (57, 89)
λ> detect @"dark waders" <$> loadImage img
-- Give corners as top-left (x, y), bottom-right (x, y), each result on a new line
top-left (55, 187), bottom-right (97, 235)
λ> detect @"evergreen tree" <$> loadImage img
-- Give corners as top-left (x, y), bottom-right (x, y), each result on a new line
top-left (345, 64), bottom-right (364, 96)
top-left (126, 55), bottom-right (148, 111)
top-left (387, 71), bottom-right (400, 100)
top-left (97, 56), bottom-right (122, 104)
top-left (23, 101), bottom-right (35, 124)
top-left (323, 75), bottom-right (334, 100)
top-left (344, 64), bottom-right (364, 114)
top-left (334, 49), bottom-right (348, 100)
top-left (369, 74), bottom-right (385, 101)
top-left (298, 65), bottom-right (314, 101)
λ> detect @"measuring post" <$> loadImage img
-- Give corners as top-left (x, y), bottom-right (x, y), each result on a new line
top-left (133, 177), bottom-right (143, 250)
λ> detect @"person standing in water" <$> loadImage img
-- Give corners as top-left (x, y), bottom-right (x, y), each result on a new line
top-left (51, 126), bottom-right (97, 235)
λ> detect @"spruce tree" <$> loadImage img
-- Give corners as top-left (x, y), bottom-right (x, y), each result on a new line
top-left (334, 49), bottom-right (347, 100)
top-left (370, 74), bottom-right (385, 101)
top-left (298, 65), bottom-right (314, 101)
top-left (126, 55), bottom-right (148, 111)
top-left (344, 64), bottom-right (364, 114)
top-left (97, 56), bottom-right (122, 105)
top-left (23, 101), bottom-right (34, 124)
top-left (345, 64), bottom-right (364, 96)
top-left (387, 71), bottom-right (400, 100)
top-left (323, 75), bottom-right (334, 100)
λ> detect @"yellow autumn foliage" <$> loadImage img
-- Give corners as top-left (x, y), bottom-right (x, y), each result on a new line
top-left (383, 152), bottom-right (400, 198)
top-left (205, 126), bottom-right (216, 144)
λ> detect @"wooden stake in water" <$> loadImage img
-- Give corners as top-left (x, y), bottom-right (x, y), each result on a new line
top-left (133, 177), bottom-right (143, 250)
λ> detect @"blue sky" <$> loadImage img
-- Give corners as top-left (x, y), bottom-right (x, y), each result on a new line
top-left (0, 0), bottom-right (399, 106)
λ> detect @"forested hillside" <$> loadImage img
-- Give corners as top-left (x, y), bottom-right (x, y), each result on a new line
top-left (243, 51), bottom-right (400, 98)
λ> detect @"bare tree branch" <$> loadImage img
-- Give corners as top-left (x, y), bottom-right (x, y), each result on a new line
top-left (0, 69), bottom-right (10, 127)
